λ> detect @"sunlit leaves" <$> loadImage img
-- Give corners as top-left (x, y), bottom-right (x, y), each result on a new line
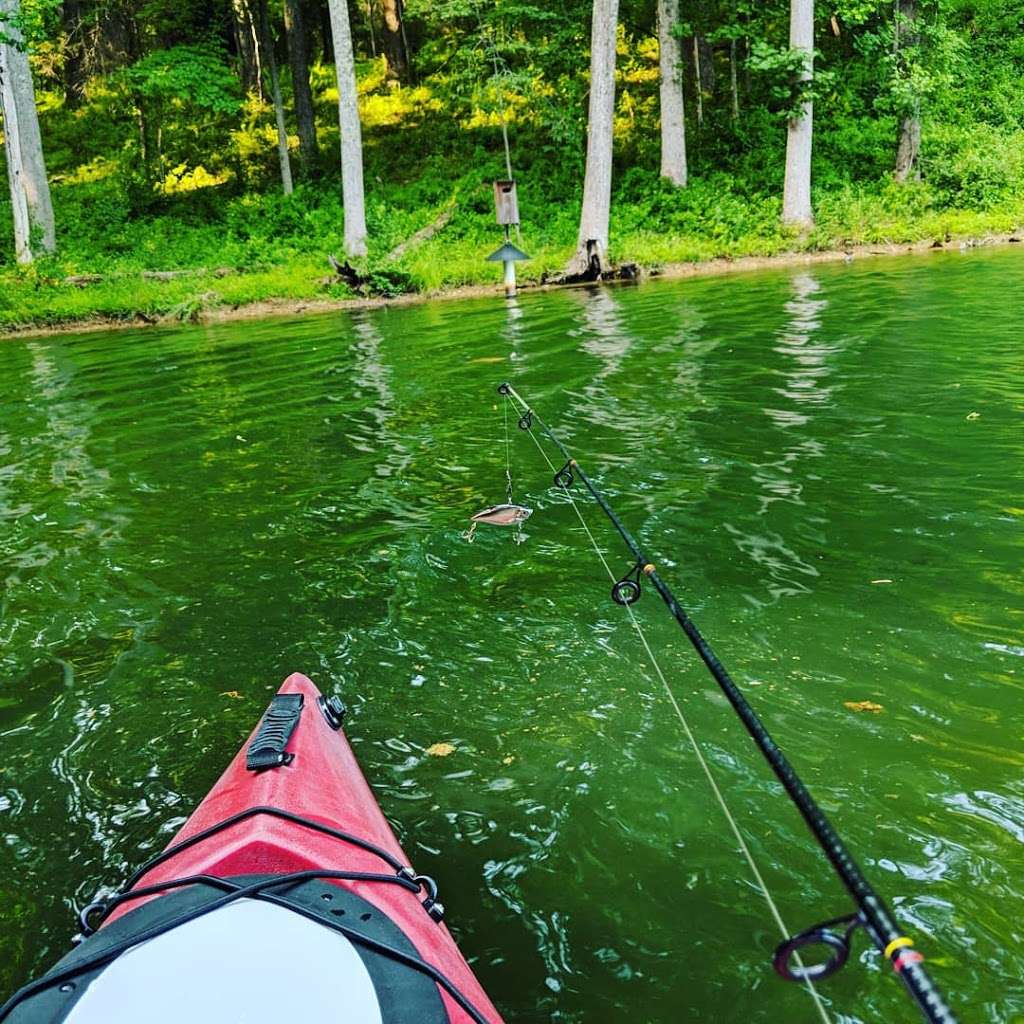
top-left (120, 43), bottom-right (241, 115)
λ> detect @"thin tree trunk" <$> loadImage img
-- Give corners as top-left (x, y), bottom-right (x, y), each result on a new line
top-left (566, 0), bottom-right (619, 276)
top-left (657, 0), bottom-right (686, 187)
top-left (894, 0), bottom-right (920, 182)
top-left (782, 0), bottom-right (814, 227)
top-left (697, 36), bottom-right (714, 95)
top-left (0, 0), bottom-right (56, 262)
top-left (256, 0), bottom-right (293, 194)
top-left (691, 36), bottom-right (703, 127)
top-left (320, 2), bottom-right (334, 63)
top-left (398, 0), bottom-right (412, 80)
top-left (327, 0), bottom-right (367, 256)
top-left (62, 0), bottom-right (86, 108)
top-left (365, 0), bottom-right (376, 56)
top-left (232, 0), bottom-right (262, 98)
top-left (730, 37), bottom-right (739, 120)
top-left (284, 0), bottom-right (318, 178)
top-left (381, 0), bottom-right (407, 80)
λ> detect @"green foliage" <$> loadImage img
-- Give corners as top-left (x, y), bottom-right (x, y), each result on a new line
top-left (745, 42), bottom-right (839, 119)
top-left (119, 44), bottom-right (241, 115)
top-left (926, 123), bottom-right (1024, 208)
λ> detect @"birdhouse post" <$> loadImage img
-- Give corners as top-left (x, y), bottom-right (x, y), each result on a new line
top-left (487, 180), bottom-right (529, 298)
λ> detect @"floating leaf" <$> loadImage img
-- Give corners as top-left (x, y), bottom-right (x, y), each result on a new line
top-left (844, 700), bottom-right (884, 714)
top-left (425, 742), bottom-right (456, 757)
top-left (220, 690), bottom-right (244, 699)
top-left (965, 411), bottom-right (981, 421)
top-left (502, 755), bottom-right (515, 765)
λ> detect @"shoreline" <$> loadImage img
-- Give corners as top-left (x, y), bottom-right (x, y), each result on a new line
top-left (3, 230), bottom-right (1020, 341)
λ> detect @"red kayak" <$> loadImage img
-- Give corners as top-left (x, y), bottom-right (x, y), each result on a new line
top-left (2, 673), bottom-right (505, 1024)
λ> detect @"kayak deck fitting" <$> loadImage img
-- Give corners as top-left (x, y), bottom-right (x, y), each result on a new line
top-left (2, 673), bottom-right (504, 1024)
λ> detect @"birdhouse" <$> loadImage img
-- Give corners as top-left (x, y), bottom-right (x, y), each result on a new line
top-left (493, 180), bottom-right (520, 226)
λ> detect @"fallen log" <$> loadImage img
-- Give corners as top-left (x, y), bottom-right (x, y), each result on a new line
top-left (142, 269), bottom-right (203, 281)
top-left (63, 267), bottom-right (236, 288)
top-left (386, 205), bottom-right (455, 262)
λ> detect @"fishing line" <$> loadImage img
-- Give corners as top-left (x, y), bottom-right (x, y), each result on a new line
top-left (504, 397), bottom-right (514, 505)
top-left (496, 383), bottom-right (957, 1024)
top-left (509, 394), bottom-right (832, 1024)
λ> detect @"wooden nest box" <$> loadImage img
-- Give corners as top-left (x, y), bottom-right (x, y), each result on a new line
top-left (493, 180), bottom-right (520, 226)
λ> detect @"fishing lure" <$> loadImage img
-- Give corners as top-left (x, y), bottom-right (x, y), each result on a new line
top-left (463, 504), bottom-right (532, 543)
top-left (464, 395), bottom-right (533, 544)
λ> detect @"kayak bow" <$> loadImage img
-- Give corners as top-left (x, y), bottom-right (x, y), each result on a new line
top-left (2, 673), bottom-right (504, 1024)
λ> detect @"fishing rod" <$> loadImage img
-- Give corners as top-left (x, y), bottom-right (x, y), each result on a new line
top-left (496, 382), bottom-right (957, 1024)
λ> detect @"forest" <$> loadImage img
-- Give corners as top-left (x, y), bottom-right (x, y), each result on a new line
top-left (1, 0), bottom-right (1023, 329)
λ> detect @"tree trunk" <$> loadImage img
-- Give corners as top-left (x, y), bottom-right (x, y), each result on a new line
top-left (381, 0), bottom-right (407, 81)
top-left (657, 0), bottom-right (686, 187)
top-left (1, 60), bottom-right (32, 263)
top-left (729, 37), bottom-right (739, 120)
top-left (781, 0), bottom-right (813, 227)
top-left (894, 0), bottom-right (920, 182)
top-left (327, 0), bottom-right (368, 256)
top-left (365, 0), bottom-right (376, 57)
top-left (62, 0), bottom-right (86, 108)
top-left (284, 0), bottom-right (318, 178)
top-left (895, 103), bottom-right (920, 182)
top-left (691, 36), bottom-right (703, 127)
top-left (320, 1), bottom-right (334, 63)
top-left (232, 0), bottom-right (262, 98)
top-left (565, 0), bottom-right (619, 276)
top-left (0, 0), bottom-right (56, 262)
top-left (255, 0), bottom-right (293, 194)
top-left (697, 36), bottom-right (714, 95)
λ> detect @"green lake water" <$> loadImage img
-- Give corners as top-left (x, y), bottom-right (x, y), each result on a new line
top-left (1, 248), bottom-right (1022, 1022)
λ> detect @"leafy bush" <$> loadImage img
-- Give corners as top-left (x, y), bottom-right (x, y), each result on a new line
top-left (925, 123), bottom-right (1024, 209)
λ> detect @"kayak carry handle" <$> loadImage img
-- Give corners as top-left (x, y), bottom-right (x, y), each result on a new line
top-left (246, 693), bottom-right (304, 771)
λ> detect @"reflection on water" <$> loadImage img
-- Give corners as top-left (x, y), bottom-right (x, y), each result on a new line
top-left (1, 249), bottom-right (1023, 1022)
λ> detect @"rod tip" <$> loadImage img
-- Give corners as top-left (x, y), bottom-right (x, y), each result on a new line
top-left (497, 382), bottom-right (512, 395)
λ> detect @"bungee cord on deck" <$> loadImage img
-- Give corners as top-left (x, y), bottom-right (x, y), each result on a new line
top-left (489, 381), bottom-right (957, 1024)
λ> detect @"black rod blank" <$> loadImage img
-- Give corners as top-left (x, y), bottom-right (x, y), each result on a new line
top-left (498, 382), bottom-right (957, 1024)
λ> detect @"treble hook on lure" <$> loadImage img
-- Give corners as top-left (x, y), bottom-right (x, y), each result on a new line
top-left (463, 503), bottom-right (533, 543)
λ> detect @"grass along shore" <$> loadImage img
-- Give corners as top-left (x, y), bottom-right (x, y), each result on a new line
top-left (2, 179), bottom-right (1023, 337)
